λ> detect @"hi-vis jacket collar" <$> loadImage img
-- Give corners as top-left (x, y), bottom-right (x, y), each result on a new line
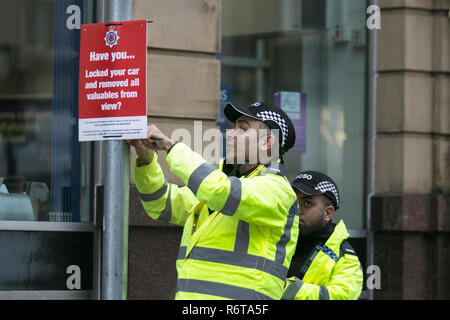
top-left (220, 159), bottom-right (285, 178)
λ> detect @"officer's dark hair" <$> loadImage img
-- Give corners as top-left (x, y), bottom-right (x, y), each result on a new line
top-left (258, 121), bottom-right (281, 155)
top-left (259, 121), bottom-right (269, 130)
top-left (320, 195), bottom-right (335, 210)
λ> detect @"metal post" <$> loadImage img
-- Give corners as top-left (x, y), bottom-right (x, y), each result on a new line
top-left (101, 0), bottom-right (133, 300)
top-left (366, 0), bottom-right (378, 301)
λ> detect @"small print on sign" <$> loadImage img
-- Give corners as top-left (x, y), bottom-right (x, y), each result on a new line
top-left (78, 20), bottom-right (148, 142)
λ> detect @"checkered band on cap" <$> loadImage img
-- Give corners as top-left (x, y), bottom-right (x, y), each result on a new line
top-left (314, 181), bottom-right (340, 206)
top-left (256, 110), bottom-right (288, 147)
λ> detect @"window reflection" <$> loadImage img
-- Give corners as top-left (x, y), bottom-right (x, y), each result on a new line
top-left (0, 0), bottom-right (92, 223)
top-left (0, 99), bottom-right (52, 221)
top-left (221, 0), bottom-right (366, 229)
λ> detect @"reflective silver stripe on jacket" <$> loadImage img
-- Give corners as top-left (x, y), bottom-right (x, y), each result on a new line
top-left (177, 246), bottom-right (288, 280)
top-left (274, 200), bottom-right (298, 264)
top-left (177, 278), bottom-right (273, 300)
top-left (281, 278), bottom-right (304, 300)
top-left (158, 184), bottom-right (172, 221)
top-left (319, 286), bottom-right (330, 300)
top-left (189, 163), bottom-right (242, 216)
top-left (220, 176), bottom-right (242, 216)
top-left (177, 245), bottom-right (187, 260)
top-left (138, 179), bottom-right (168, 202)
top-left (187, 162), bottom-right (216, 195)
top-left (234, 220), bottom-right (249, 254)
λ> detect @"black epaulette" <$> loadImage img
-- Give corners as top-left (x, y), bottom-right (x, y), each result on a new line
top-left (339, 241), bottom-right (357, 260)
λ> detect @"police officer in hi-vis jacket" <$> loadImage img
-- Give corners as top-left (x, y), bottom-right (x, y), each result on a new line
top-left (282, 171), bottom-right (363, 300)
top-left (128, 102), bottom-right (299, 300)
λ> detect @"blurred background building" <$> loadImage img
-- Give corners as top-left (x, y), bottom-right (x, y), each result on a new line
top-left (0, 0), bottom-right (448, 299)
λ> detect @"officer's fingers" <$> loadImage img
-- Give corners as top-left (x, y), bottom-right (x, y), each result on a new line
top-left (148, 125), bottom-right (167, 142)
top-left (126, 139), bottom-right (139, 147)
top-left (142, 138), bottom-right (157, 149)
top-left (147, 124), bottom-right (159, 138)
top-left (131, 139), bottom-right (150, 151)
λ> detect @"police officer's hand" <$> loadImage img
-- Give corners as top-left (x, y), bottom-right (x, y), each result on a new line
top-left (127, 124), bottom-right (175, 166)
top-left (127, 137), bottom-right (154, 166)
top-left (145, 124), bottom-right (176, 152)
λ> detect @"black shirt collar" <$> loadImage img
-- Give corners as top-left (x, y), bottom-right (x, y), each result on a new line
top-left (300, 220), bottom-right (335, 241)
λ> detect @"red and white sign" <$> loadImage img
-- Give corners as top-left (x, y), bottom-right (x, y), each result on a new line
top-left (78, 20), bottom-right (147, 141)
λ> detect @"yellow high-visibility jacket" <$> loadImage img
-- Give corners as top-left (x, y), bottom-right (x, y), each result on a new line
top-left (134, 142), bottom-right (299, 300)
top-left (282, 220), bottom-right (363, 300)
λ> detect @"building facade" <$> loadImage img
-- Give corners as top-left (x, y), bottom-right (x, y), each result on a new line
top-left (0, 0), bottom-right (448, 300)
top-left (372, 0), bottom-right (450, 299)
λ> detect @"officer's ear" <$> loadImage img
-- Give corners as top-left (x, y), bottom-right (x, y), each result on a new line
top-left (257, 134), bottom-right (275, 164)
top-left (321, 196), bottom-right (335, 223)
top-left (324, 205), bottom-right (335, 223)
top-left (257, 130), bottom-right (274, 151)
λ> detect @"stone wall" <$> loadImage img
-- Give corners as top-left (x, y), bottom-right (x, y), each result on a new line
top-left (373, 0), bottom-right (450, 299)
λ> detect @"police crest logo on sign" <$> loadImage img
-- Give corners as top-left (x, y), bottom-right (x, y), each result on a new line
top-left (105, 27), bottom-right (119, 48)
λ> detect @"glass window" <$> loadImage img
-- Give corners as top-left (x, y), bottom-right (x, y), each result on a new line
top-left (221, 0), bottom-right (367, 229)
top-left (0, 0), bottom-right (95, 223)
